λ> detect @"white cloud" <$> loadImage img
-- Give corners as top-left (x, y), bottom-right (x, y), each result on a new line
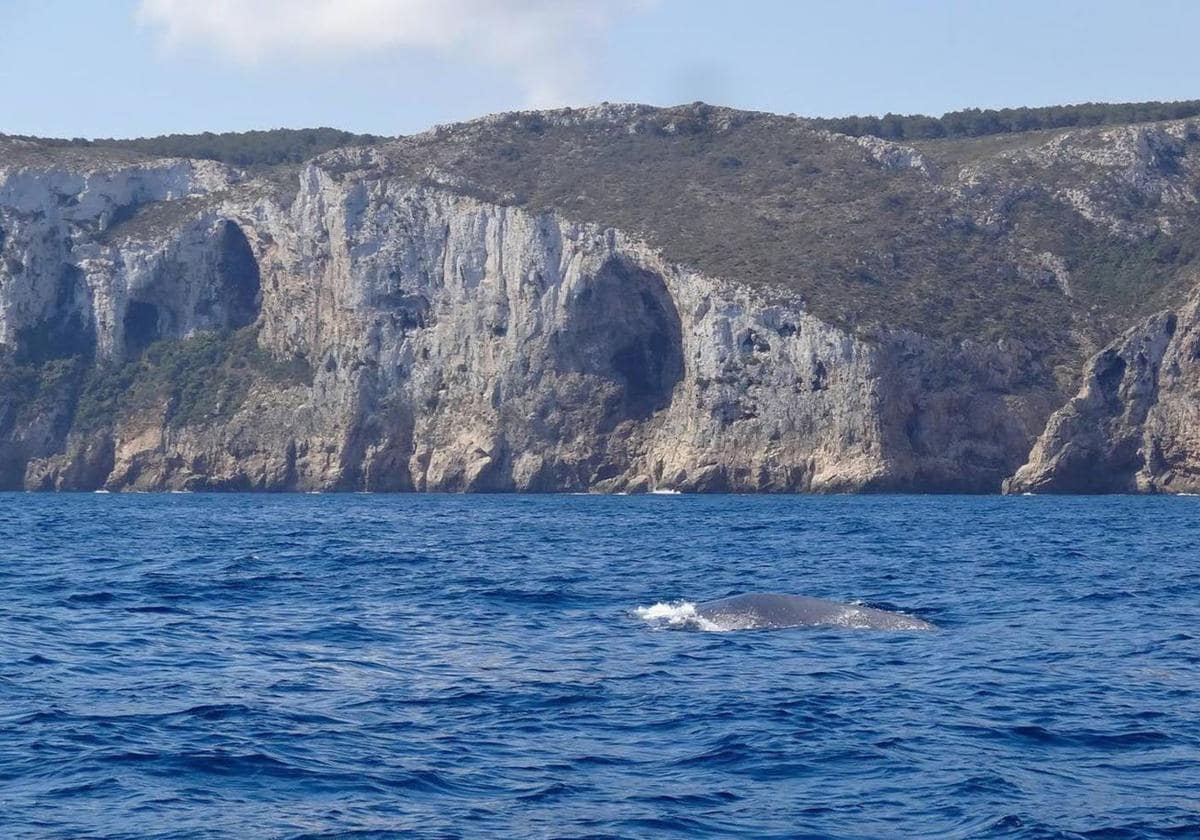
top-left (136, 0), bottom-right (648, 107)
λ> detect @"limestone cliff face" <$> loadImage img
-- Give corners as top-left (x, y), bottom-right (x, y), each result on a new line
top-left (0, 155), bottom-right (235, 356)
top-left (1006, 289), bottom-right (1200, 494)
top-left (0, 146), bottom-right (1047, 493)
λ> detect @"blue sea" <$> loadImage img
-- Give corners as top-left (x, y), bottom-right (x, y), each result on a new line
top-left (1, 494), bottom-right (1198, 839)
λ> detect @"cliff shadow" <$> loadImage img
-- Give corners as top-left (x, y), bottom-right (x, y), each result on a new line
top-left (122, 220), bottom-right (262, 357)
top-left (554, 257), bottom-right (684, 425)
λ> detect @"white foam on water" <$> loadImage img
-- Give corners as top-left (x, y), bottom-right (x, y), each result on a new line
top-left (634, 601), bottom-right (725, 632)
top-left (650, 488), bottom-right (682, 495)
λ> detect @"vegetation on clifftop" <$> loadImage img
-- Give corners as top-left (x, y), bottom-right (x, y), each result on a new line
top-left (7, 100), bottom-right (1197, 169)
top-left (1, 127), bottom-right (383, 168)
top-left (809, 99), bottom-right (1200, 140)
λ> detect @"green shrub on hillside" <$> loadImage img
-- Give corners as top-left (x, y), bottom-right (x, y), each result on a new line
top-left (2, 128), bottom-right (383, 168)
top-left (812, 100), bottom-right (1200, 140)
top-left (0, 328), bottom-right (315, 438)
top-left (76, 328), bottom-right (312, 430)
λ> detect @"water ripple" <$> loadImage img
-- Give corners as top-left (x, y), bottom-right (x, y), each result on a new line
top-left (1, 493), bottom-right (1198, 837)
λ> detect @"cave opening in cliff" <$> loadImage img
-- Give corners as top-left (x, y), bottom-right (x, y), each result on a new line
top-left (123, 300), bottom-right (161, 355)
top-left (215, 221), bottom-right (261, 328)
top-left (560, 258), bottom-right (684, 422)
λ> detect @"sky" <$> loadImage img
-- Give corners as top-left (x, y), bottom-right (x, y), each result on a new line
top-left (2, 0), bottom-right (1199, 139)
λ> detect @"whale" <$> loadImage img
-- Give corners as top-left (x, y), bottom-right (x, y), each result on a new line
top-left (690, 593), bottom-right (935, 631)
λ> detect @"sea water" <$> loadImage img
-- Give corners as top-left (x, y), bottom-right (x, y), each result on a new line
top-left (1, 493), bottom-right (1197, 838)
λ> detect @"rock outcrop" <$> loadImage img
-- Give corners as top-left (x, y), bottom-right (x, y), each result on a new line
top-left (1006, 289), bottom-right (1200, 493)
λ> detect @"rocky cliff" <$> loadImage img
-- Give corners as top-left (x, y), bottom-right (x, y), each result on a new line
top-left (3, 104), bottom-right (1200, 493)
top-left (1006, 288), bottom-right (1200, 493)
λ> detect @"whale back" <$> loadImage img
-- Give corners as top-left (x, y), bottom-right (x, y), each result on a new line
top-left (695, 593), bottom-right (934, 631)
